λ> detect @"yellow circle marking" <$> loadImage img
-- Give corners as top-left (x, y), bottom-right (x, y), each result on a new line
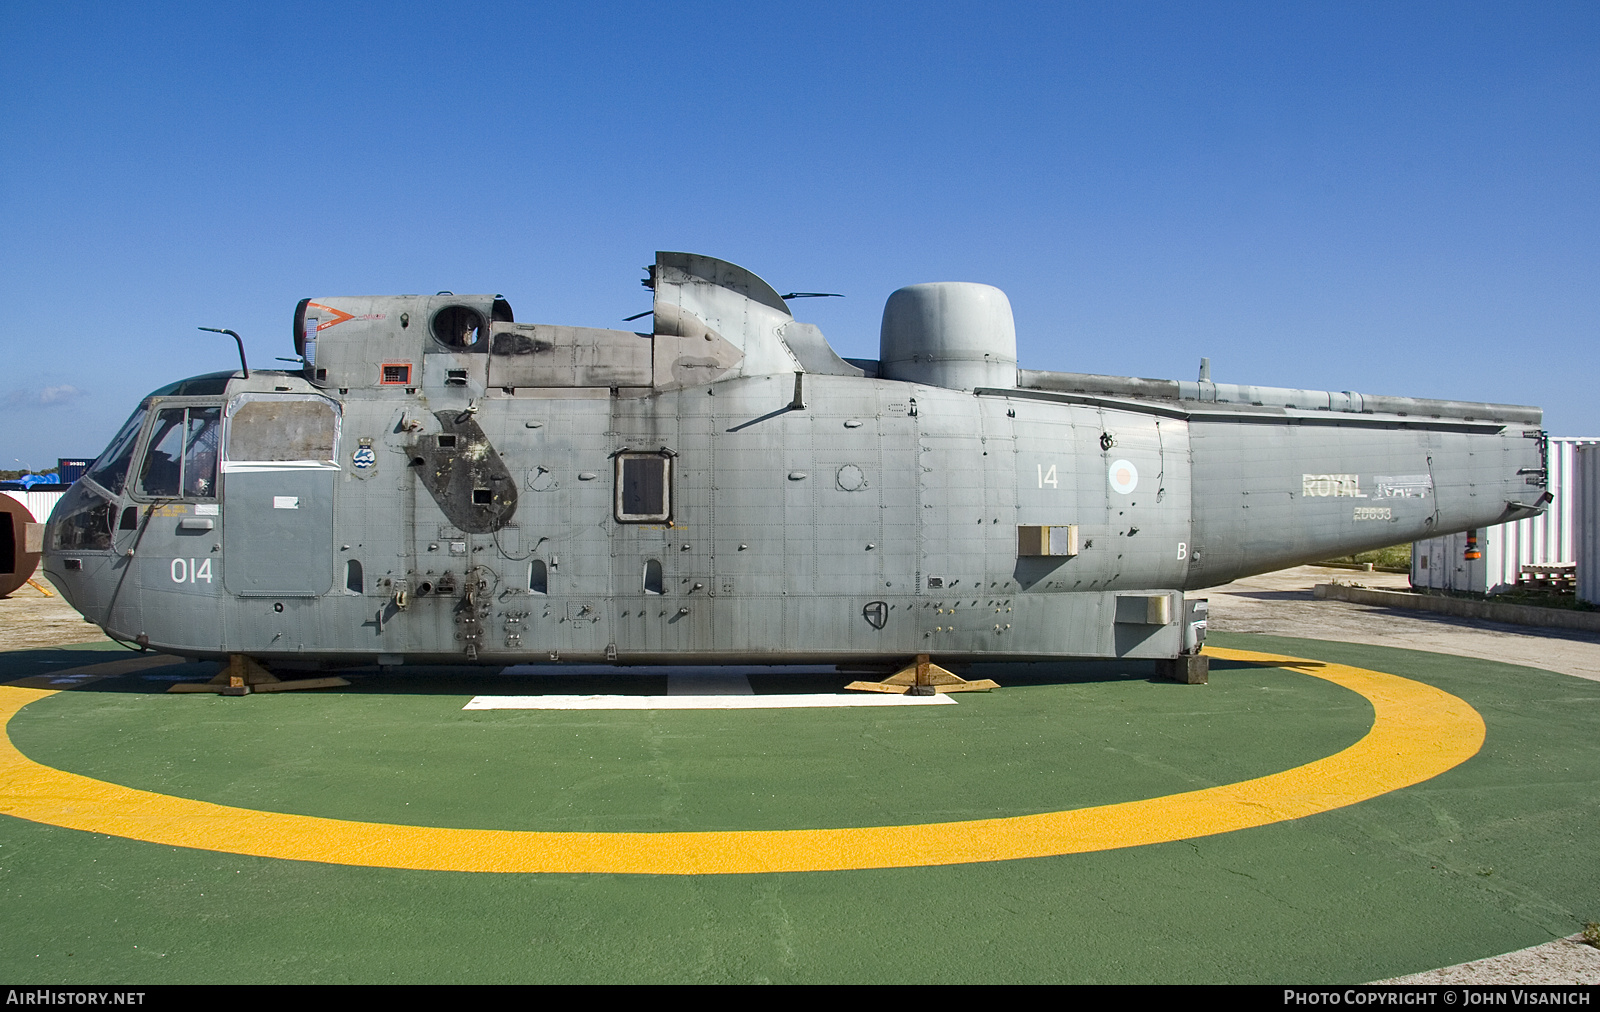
top-left (0, 646), bottom-right (1484, 875)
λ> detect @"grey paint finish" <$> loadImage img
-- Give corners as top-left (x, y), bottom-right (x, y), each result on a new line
top-left (42, 252), bottom-right (1545, 669)
top-left (881, 283), bottom-right (1018, 391)
top-left (220, 469), bottom-right (334, 597)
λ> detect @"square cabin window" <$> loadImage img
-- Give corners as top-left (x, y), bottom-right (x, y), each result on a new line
top-left (615, 453), bottom-right (672, 523)
top-left (227, 396), bottom-right (338, 463)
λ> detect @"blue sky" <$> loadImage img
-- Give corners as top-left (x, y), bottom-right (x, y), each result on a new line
top-left (2, 1), bottom-right (1595, 468)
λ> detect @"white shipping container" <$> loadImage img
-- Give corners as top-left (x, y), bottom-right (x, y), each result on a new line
top-left (1411, 436), bottom-right (1600, 593)
top-left (1411, 527), bottom-right (1510, 594)
top-left (1, 488), bottom-right (68, 523)
top-left (1576, 445), bottom-right (1600, 605)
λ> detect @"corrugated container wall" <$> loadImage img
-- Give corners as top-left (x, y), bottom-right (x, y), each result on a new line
top-left (1, 489), bottom-right (67, 523)
top-left (1576, 445), bottom-right (1600, 605)
top-left (1412, 437), bottom-right (1600, 593)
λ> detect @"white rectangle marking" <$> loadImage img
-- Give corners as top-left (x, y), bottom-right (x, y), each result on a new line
top-left (462, 693), bottom-right (958, 711)
top-left (272, 496), bottom-right (300, 509)
top-left (222, 461), bottom-right (341, 473)
top-left (194, 503), bottom-right (220, 516)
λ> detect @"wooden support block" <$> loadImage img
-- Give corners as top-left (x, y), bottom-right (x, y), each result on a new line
top-left (844, 653), bottom-right (999, 694)
top-left (843, 680), bottom-right (912, 694)
top-left (252, 677), bottom-right (351, 693)
top-left (167, 656), bottom-right (349, 695)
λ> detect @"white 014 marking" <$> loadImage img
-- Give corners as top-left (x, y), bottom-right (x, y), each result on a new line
top-left (170, 558), bottom-right (214, 584)
top-left (1037, 464), bottom-right (1058, 488)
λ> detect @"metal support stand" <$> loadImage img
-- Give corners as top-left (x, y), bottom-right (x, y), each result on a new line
top-left (845, 653), bottom-right (999, 695)
top-left (168, 654), bottom-right (350, 695)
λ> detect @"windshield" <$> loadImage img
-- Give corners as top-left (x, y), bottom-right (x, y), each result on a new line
top-left (83, 403), bottom-right (150, 495)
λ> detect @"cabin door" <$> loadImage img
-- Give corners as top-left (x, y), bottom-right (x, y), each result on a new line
top-left (221, 394), bottom-right (340, 597)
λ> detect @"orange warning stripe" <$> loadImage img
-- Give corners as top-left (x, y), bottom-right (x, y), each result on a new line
top-left (307, 302), bottom-right (354, 331)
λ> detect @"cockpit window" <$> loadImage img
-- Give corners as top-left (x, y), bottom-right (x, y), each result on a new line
top-left (431, 305), bottom-right (487, 350)
top-left (83, 403), bottom-right (150, 495)
top-left (138, 409), bottom-right (185, 497)
top-left (147, 372), bottom-right (234, 397)
top-left (184, 407), bottom-right (222, 496)
top-left (137, 405), bottom-right (221, 499)
top-left (54, 495), bottom-right (114, 551)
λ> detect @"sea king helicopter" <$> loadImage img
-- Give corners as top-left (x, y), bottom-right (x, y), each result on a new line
top-left (42, 252), bottom-right (1548, 693)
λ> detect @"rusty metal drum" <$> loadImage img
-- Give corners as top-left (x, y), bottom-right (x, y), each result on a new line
top-left (0, 495), bottom-right (43, 597)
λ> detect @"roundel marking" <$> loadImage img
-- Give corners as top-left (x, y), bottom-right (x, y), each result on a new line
top-left (1109, 458), bottom-right (1138, 494)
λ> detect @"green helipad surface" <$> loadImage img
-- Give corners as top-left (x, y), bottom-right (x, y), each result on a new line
top-left (1, 632), bottom-right (1596, 983)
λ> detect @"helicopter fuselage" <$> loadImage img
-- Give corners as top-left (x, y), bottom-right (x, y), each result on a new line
top-left (42, 253), bottom-right (1546, 668)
